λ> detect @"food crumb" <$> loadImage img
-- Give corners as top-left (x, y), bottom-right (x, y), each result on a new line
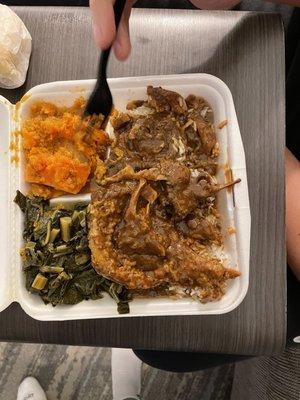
top-left (9, 141), bottom-right (19, 151)
top-left (218, 120), bottom-right (228, 129)
top-left (227, 226), bottom-right (236, 235)
top-left (11, 154), bottom-right (19, 165)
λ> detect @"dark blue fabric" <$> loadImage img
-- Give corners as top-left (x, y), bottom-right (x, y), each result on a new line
top-left (286, 8), bottom-right (300, 161)
top-left (133, 350), bottom-right (251, 372)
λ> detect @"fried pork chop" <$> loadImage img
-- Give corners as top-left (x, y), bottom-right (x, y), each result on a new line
top-left (89, 86), bottom-right (240, 302)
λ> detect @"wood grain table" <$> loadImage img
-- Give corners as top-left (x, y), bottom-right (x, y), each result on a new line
top-left (0, 7), bottom-right (286, 355)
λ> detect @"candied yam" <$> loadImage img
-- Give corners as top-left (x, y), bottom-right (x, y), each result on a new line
top-left (20, 98), bottom-right (108, 197)
top-left (91, 128), bottom-right (108, 146)
top-left (28, 183), bottom-right (65, 199)
top-left (25, 148), bottom-right (90, 194)
top-left (30, 101), bottom-right (59, 117)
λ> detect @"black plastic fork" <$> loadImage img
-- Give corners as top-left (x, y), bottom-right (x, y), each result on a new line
top-left (84, 0), bottom-right (127, 118)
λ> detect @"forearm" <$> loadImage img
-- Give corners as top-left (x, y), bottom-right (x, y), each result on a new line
top-left (266, 0), bottom-right (300, 6)
top-left (189, 0), bottom-right (241, 9)
top-left (286, 148), bottom-right (300, 281)
top-left (191, 0), bottom-right (299, 8)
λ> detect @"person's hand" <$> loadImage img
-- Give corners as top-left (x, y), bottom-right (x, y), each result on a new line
top-left (89, 1), bottom-right (242, 61)
top-left (90, 0), bottom-right (135, 61)
top-left (89, 0), bottom-right (298, 62)
top-left (190, 0), bottom-right (300, 8)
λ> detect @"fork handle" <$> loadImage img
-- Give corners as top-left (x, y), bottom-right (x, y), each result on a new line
top-left (99, 0), bottom-right (127, 78)
top-left (85, 0), bottom-right (127, 117)
top-left (114, 0), bottom-right (127, 29)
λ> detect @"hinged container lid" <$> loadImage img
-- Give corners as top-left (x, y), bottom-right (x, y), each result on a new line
top-left (0, 96), bottom-right (15, 311)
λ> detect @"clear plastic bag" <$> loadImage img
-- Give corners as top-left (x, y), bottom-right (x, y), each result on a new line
top-left (0, 4), bottom-right (32, 89)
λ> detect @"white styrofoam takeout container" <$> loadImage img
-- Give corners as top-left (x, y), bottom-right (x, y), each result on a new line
top-left (0, 74), bottom-right (251, 321)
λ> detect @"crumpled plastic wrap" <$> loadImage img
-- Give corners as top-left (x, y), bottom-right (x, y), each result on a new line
top-left (0, 4), bottom-right (32, 89)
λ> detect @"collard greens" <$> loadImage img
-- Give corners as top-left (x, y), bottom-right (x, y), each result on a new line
top-left (14, 191), bottom-right (130, 314)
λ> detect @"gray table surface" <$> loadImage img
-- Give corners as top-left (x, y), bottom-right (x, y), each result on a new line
top-left (0, 7), bottom-right (286, 355)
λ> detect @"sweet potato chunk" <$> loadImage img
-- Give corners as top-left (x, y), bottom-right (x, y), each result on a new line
top-left (20, 98), bottom-right (108, 197)
top-left (25, 147), bottom-right (90, 194)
